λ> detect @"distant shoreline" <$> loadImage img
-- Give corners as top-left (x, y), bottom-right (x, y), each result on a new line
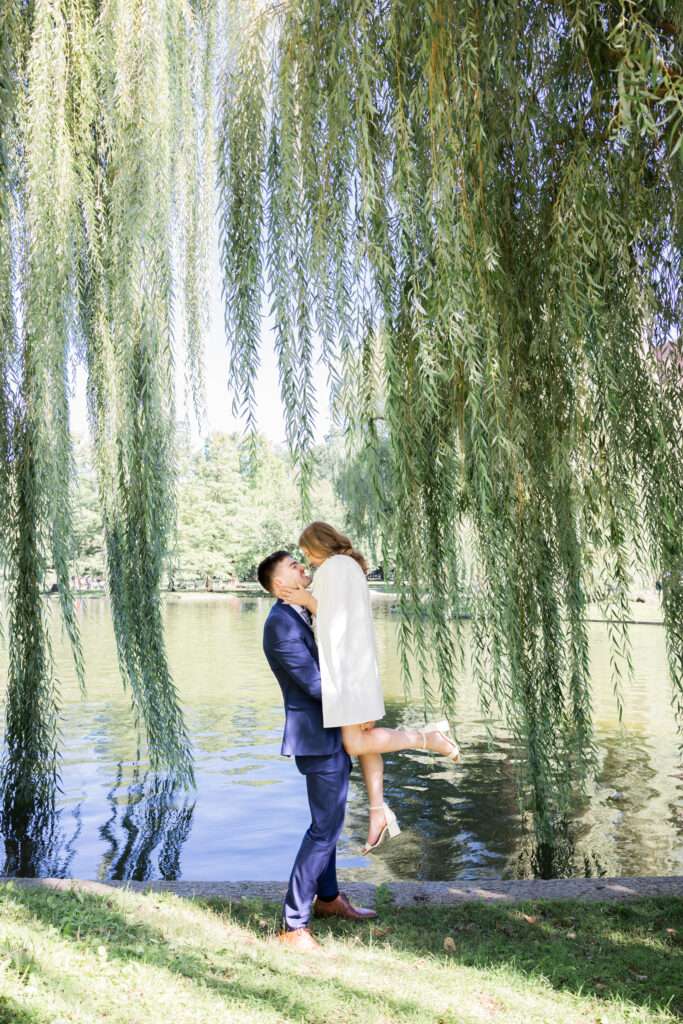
top-left (60, 585), bottom-right (397, 603)
top-left (47, 585), bottom-right (665, 623)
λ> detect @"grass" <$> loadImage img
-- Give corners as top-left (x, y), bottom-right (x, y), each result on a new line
top-left (0, 881), bottom-right (680, 1024)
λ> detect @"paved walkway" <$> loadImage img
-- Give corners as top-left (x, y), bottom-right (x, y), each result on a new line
top-left (4, 876), bottom-right (682, 906)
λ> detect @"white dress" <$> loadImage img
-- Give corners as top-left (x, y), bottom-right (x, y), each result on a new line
top-left (310, 554), bottom-right (386, 728)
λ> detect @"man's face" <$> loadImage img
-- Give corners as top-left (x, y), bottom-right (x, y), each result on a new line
top-left (272, 555), bottom-right (311, 596)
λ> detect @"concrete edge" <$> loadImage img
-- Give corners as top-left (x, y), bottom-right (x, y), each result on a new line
top-left (2, 876), bottom-right (682, 907)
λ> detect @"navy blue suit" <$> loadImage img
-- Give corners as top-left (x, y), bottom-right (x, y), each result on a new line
top-left (263, 599), bottom-right (350, 930)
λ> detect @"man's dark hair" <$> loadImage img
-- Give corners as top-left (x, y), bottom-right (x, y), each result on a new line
top-left (257, 550), bottom-right (291, 594)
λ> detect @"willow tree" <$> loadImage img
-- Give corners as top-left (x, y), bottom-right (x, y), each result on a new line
top-left (0, 0), bottom-right (215, 813)
top-left (1, 0), bottom-right (681, 851)
top-left (219, 1), bottom-right (683, 840)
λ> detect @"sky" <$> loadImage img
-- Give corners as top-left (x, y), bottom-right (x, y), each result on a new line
top-left (69, 246), bottom-right (333, 447)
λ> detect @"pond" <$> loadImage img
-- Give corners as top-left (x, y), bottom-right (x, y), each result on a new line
top-left (0, 593), bottom-right (681, 882)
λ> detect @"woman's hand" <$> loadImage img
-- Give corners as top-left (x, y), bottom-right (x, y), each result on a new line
top-left (280, 582), bottom-right (310, 608)
top-left (360, 721), bottom-right (375, 732)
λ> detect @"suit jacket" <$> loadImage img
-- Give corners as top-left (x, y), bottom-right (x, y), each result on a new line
top-left (263, 599), bottom-right (343, 760)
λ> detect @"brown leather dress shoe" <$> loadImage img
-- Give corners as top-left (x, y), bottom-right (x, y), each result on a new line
top-left (313, 891), bottom-right (377, 922)
top-left (276, 926), bottom-right (320, 951)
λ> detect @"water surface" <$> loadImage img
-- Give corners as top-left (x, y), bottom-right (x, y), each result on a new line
top-left (1, 594), bottom-right (681, 882)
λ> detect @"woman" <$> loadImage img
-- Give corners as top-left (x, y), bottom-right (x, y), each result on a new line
top-left (279, 521), bottom-right (460, 854)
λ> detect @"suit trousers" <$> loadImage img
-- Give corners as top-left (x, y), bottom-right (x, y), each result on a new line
top-left (282, 760), bottom-right (350, 930)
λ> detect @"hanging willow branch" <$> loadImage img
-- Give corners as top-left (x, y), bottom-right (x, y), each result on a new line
top-left (1, 0), bottom-right (681, 844)
top-left (218, 0), bottom-right (683, 838)
top-left (0, 0), bottom-right (216, 808)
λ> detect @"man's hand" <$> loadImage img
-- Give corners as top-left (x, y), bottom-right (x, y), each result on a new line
top-left (360, 721), bottom-right (375, 731)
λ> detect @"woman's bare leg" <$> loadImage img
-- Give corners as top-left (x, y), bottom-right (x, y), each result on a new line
top-left (341, 724), bottom-right (455, 758)
top-left (358, 752), bottom-right (385, 847)
top-left (342, 724), bottom-right (458, 848)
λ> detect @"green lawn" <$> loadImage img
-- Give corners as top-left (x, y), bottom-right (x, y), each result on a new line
top-left (0, 882), bottom-right (680, 1023)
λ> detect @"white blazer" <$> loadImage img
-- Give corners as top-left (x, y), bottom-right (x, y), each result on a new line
top-left (310, 554), bottom-right (386, 728)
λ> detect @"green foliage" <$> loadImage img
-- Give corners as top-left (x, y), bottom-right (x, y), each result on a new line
top-left (2, 0), bottom-right (681, 849)
top-left (175, 431), bottom-right (252, 582)
top-left (70, 428), bottom-right (344, 583)
top-left (176, 435), bottom-right (244, 580)
top-left (0, 0), bottom-right (216, 804)
top-left (166, 429), bottom-right (342, 581)
top-left (218, 0), bottom-right (683, 840)
top-left (71, 435), bottom-right (105, 575)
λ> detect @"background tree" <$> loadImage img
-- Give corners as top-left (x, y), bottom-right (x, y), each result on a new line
top-left (175, 431), bottom-right (343, 581)
top-left (176, 433), bottom-right (257, 586)
top-left (68, 428), bottom-right (345, 586)
top-left (219, 0), bottom-right (683, 843)
top-left (71, 435), bottom-right (105, 577)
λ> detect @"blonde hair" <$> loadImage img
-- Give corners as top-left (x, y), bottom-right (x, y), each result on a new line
top-left (299, 521), bottom-right (368, 575)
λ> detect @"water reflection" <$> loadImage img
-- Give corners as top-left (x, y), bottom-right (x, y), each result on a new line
top-left (0, 594), bottom-right (681, 881)
top-left (0, 797), bottom-right (82, 878)
top-left (584, 730), bottom-right (683, 877)
top-left (342, 716), bottom-right (522, 882)
top-left (99, 768), bottom-right (195, 881)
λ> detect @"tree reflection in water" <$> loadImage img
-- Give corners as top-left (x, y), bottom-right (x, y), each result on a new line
top-left (99, 766), bottom-right (195, 881)
top-left (0, 797), bottom-right (82, 878)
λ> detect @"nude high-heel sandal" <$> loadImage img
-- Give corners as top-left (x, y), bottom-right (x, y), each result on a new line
top-left (418, 720), bottom-right (460, 762)
top-left (361, 803), bottom-right (401, 855)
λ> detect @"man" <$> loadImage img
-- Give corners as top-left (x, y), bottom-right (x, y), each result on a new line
top-left (257, 549), bottom-right (377, 951)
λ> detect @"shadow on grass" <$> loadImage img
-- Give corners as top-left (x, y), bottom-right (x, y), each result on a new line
top-left (199, 892), bottom-right (683, 1019)
top-left (0, 995), bottom-right (45, 1024)
top-left (0, 885), bottom-right (427, 1024)
top-left (2, 884), bottom-right (681, 1022)
top-left (357, 895), bottom-right (681, 1016)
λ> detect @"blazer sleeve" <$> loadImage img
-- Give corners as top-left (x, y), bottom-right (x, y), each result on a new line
top-left (264, 614), bottom-right (322, 702)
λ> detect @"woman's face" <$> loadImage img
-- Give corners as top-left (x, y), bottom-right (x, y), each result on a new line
top-left (301, 544), bottom-right (326, 570)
